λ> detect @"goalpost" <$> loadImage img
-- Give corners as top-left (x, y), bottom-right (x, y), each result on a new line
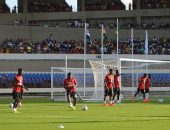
top-left (120, 58), bottom-right (170, 100)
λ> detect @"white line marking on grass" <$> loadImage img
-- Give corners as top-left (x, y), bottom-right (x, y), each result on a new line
top-left (1, 115), bottom-right (76, 119)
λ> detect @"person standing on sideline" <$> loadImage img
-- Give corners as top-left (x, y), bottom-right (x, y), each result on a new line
top-left (103, 69), bottom-right (114, 106)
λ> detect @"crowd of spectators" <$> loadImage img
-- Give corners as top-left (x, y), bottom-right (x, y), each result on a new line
top-left (140, 0), bottom-right (170, 9)
top-left (0, 35), bottom-right (170, 55)
top-left (0, 1), bottom-right (10, 13)
top-left (85, 0), bottom-right (125, 11)
top-left (26, 20), bottom-right (170, 30)
top-left (18, 0), bottom-right (72, 12)
top-left (66, 20), bottom-right (170, 30)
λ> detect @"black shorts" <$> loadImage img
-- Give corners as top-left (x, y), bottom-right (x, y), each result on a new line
top-left (137, 88), bottom-right (144, 93)
top-left (145, 89), bottom-right (149, 93)
top-left (13, 92), bottom-right (21, 101)
top-left (104, 88), bottom-right (113, 96)
top-left (113, 88), bottom-right (120, 95)
top-left (67, 92), bottom-right (77, 99)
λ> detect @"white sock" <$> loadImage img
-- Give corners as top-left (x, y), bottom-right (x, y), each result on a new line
top-left (69, 103), bottom-right (73, 107)
top-left (13, 108), bottom-right (17, 112)
top-left (10, 103), bottom-right (13, 108)
top-left (19, 102), bottom-right (22, 106)
top-left (146, 93), bottom-right (149, 99)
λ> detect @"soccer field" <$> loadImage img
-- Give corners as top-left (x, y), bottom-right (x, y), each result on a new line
top-left (0, 98), bottom-right (170, 130)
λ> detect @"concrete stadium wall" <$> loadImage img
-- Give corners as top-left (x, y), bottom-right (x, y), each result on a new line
top-left (0, 25), bottom-right (170, 42)
top-left (0, 9), bottom-right (169, 25)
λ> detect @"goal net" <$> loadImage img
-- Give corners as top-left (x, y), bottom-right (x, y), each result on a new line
top-left (89, 60), bottom-right (118, 100)
top-left (120, 58), bottom-right (170, 100)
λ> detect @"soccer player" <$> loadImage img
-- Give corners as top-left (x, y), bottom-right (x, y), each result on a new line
top-left (112, 70), bottom-right (121, 104)
top-left (103, 69), bottom-right (114, 106)
top-left (132, 73), bottom-right (147, 102)
top-left (64, 72), bottom-right (77, 110)
top-left (11, 68), bottom-right (28, 113)
top-left (145, 74), bottom-right (151, 102)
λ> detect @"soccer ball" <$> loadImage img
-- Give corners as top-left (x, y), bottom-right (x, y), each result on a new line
top-left (82, 105), bottom-right (88, 111)
top-left (58, 125), bottom-right (64, 129)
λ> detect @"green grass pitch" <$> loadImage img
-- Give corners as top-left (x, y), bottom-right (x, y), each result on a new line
top-left (0, 98), bottom-right (170, 130)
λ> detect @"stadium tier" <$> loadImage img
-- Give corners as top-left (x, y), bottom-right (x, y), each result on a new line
top-left (0, 37), bottom-right (170, 54)
top-left (0, 0), bottom-right (10, 13)
top-left (84, 0), bottom-right (125, 11)
top-left (18, 0), bottom-right (72, 13)
top-left (1, 72), bottom-right (170, 92)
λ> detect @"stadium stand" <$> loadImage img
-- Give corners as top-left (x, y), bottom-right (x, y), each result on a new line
top-left (0, 37), bottom-right (170, 55)
top-left (140, 0), bottom-right (170, 9)
top-left (85, 0), bottom-right (125, 11)
top-left (66, 21), bottom-right (170, 30)
top-left (133, 0), bottom-right (170, 9)
top-left (0, 0), bottom-right (10, 13)
top-left (18, 0), bottom-right (72, 13)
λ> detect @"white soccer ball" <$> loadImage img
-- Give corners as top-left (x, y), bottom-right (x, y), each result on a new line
top-left (58, 125), bottom-right (64, 129)
top-left (158, 99), bottom-right (163, 103)
top-left (82, 105), bottom-right (88, 111)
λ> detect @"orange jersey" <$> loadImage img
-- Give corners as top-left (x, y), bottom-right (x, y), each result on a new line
top-left (114, 74), bottom-right (120, 88)
top-left (104, 74), bottom-right (114, 89)
top-left (138, 77), bottom-right (146, 90)
top-left (145, 78), bottom-right (151, 89)
top-left (13, 75), bottom-right (23, 92)
top-left (64, 78), bottom-right (77, 93)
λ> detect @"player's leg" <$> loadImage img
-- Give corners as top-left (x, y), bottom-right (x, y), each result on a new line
top-left (108, 88), bottom-right (113, 106)
top-left (13, 92), bottom-right (21, 113)
top-left (116, 88), bottom-right (120, 104)
top-left (132, 88), bottom-right (140, 101)
top-left (112, 88), bottom-right (117, 104)
top-left (134, 88), bottom-right (140, 97)
top-left (103, 88), bottom-right (108, 106)
top-left (141, 89), bottom-right (146, 102)
top-left (72, 92), bottom-right (77, 110)
top-left (112, 88), bottom-right (116, 103)
top-left (67, 92), bottom-right (73, 108)
top-left (145, 89), bottom-right (149, 102)
top-left (13, 93), bottom-right (18, 110)
top-left (19, 90), bottom-right (23, 107)
top-left (10, 91), bottom-right (15, 108)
